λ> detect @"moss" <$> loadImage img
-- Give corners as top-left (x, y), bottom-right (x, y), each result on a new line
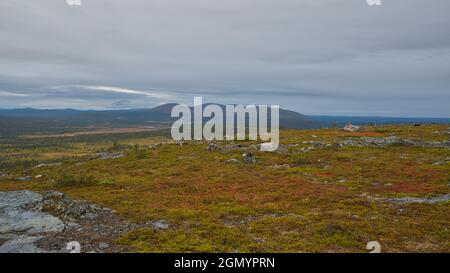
top-left (1, 124), bottom-right (449, 252)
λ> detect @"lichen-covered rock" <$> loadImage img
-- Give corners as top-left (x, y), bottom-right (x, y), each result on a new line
top-left (0, 235), bottom-right (47, 253)
top-left (207, 142), bottom-right (219, 150)
top-left (386, 194), bottom-right (450, 204)
top-left (0, 209), bottom-right (65, 234)
top-left (34, 191), bottom-right (102, 222)
top-left (0, 190), bottom-right (127, 253)
top-left (243, 153), bottom-right (257, 164)
top-left (0, 191), bottom-right (65, 235)
top-left (0, 190), bottom-right (43, 209)
top-left (150, 220), bottom-right (169, 230)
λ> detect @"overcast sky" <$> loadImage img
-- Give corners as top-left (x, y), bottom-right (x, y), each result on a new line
top-left (0, 0), bottom-right (449, 117)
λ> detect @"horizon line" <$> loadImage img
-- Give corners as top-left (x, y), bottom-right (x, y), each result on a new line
top-left (0, 106), bottom-right (449, 120)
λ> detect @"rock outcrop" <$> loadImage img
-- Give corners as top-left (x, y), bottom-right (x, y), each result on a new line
top-left (0, 190), bottom-right (126, 253)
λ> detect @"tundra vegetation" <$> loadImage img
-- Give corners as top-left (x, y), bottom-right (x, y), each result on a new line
top-left (0, 125), bottom-right (449, 252)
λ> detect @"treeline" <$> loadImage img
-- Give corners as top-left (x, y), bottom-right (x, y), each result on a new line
top-left (0, 129), bottom-right (171, 148)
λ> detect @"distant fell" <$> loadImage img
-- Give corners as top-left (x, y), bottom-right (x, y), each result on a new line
top-left (0, 104), bottom-right (318, 136)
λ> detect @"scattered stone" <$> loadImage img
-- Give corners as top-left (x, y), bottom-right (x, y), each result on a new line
top-left (271, 164), bottom-right (290, 169)
top-left (432, 161), bottom-right (444, 166)
top-left (66, 222), bottom-right (80, 229)
top-left (148, 143), bottom-right (162, 149)
top-left (337, 178), bottom-right (347, 183)
top-left (255, 238), bottom-right (266, 244)
top-left (34, 163), bottom-right (62, 169)
top-left (207, 142), bottom-right (219, 151)
top-left (369, 194), bottom-right (450, 204)
top-left (80, 212), bottom-right (98, 220)
top-left (385, 194), bottom-right (450, 205)
top-left (98, 242), bottom-right (109, 249)
top-left (96, 152), bottom-right (124, 160)
top-left (35, 174), bottom-right (43, 179)
top-left (226, 158), bottom-right (239, 163)
top-left (338, 136), bottom-right (450, 148)
top-left (343, 123), bottom-right (361, 132)
top-left (16, 176), bottom-right (32, 182)
top-left (150, 220), bottom-right (169, 230)
top-left (35, 192), bottom-right (104, 222)
top-left (175, 141), bottom-right (185, 146)
top-left (243, 153), bottom-right (257, 164)
top-left (300, 146), bottom-right (314, 153)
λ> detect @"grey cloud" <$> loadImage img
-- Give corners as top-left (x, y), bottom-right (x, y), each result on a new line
top-left (0, 0), bottom-right (449, 116)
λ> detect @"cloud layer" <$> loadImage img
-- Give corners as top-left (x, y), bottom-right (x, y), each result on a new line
top-left (0, 0), bottom-right (449, 116)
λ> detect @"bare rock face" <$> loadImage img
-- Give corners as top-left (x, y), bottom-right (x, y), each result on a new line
top-left (0, 191), bottom-right (67, 253)
top-left (0, 190), bottom-right (42, 209)
top-left (0, 209), bottom-right (65, 234)
top-left (0, 191), bottom-right (66, 235)
top-left (0, 190), bottom-right (171, 253)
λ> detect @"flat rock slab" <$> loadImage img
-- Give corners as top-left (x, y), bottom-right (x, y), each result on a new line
top-left (0, 190), bottom-right (43, 209)
top-left (0, 209), bottom-right (65, 234)
top-left (369, 194), bottom-right (450, 205)
top-left (386, 194), bottom-right (450, 204)
top-left (0, 190), bottom-right (65, 234)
